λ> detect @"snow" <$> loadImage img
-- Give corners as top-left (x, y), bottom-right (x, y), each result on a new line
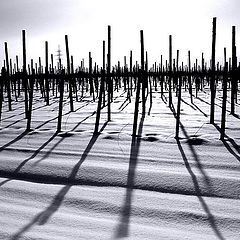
top-left (0, 86), bottom-right (240, 239)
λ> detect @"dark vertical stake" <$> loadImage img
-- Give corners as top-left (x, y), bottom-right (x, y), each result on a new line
top-left (65, 35), bottom-right (74, 112)
top-left (4, 42), bottom-right (12, 111)
top-left (210, 17), bottom-right (216, 124)
top-left (26, 68), bottom-right (34, 131)
top-left (231, 26), bottom-right (236, 114)
top-left (220, 59), bottom-right (228, 140)
top-left (188, 50), bottom-right (193, 103)
top-left (169, 35), bottom-right (172, 107)
top-left (45, 41), bottom-right (50, 105)
top-left (132, 30), bottom-right (144, 136)
top-left (130, 50), bottom-right (133, 96)
top-left (0, 68), bottom-right (5, 122)
top-left (89, 52), bottom-right (95, 101)
top-left (94, 40), bottom-right (105, 134)
top-left (22, 30), bottom-right (28, 119)
top-left (175, 75), bottom-right (182, 139)
top-left (107, 25), bottom-right (111, 121)
top-left (141, 31), bottom-right (145, 114)
top-left (57, 71), bottom-right (64, 132)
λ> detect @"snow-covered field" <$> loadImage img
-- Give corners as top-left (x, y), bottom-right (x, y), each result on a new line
top-left (0, 85), bottom-right (240, 239)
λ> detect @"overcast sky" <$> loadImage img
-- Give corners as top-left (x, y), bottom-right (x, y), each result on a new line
top-left (0, 0), bottom-right (239, 69)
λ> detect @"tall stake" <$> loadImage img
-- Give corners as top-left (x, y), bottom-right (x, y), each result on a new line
top-left (45, 41), bottom-right (50, 105)
top-left (210, 17), bottom-right (216, 124)
top-left (22, 30), bottom-right (29, 119)
top-left (132, 30), bottom-right (144, 136)
top-left (65, 35), bottom-right (74, 112)
top-left (188, 50), bottom-right (193, 103)
top-left (220, 54), bottom-right (228, 140)
top-left (169, 35), bottom-right (172, 107)
top-left (107, 25), bottom-right (111, 121)
top-left (4, 42), bottom-right (12, 111)
top-left (175, 75), bottom-right (182, 139)
top-left (94, 41), bottom-right (105, 134)
top-left (231, 26), bottom-right (237, 114)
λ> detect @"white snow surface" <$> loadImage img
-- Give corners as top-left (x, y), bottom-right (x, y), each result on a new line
top-left (0, 87), bottom-right (240, 240)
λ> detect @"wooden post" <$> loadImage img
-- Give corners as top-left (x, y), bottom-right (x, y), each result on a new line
top-left (132, 30), bottom-right (144, 136)
top-left (141, 32), bottom-right (146, 114)
top-left (89, 52), bottom-right (95, 101)
top-left (22, 30), bottom-right (29, 119)
top-left (169, 35), bottom-right (172, 107)
top-left (175, 75), bottom-right (182, 139)
top-left (57, 70), bottom-right (65, 132)
top-left (130, 50), bottom-right (133, 96)
top-left (161, 55), bottom-right (164, 97)
top-left (65, 35), bottom-right (74, 112)
top-left (45, 41), bottom-right (50, 105)
top-left (0, 68), bottom-right (5, 122)
top-left (188, 50), bottom-right (193, 103)
top-left (94, 41), bottom-right (105, 134)
top-left (220, 58), bottom-right (228, 140)
top-left (231, 26), bottom-right (237, 114)
top-left (210, 17), bottom-right (216, 124)
top-left (4, 42), bottom-right (12, 111)
top-left (26, 68), bottom-right (34, 131)
top-left (107, 25), bottom-right (111, 121)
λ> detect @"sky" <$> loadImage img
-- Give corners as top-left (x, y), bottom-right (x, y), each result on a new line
top-left (0, 0), bottom-right (239, 70)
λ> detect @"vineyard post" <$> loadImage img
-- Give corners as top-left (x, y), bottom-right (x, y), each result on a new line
top-left (26, 67), bottom-right (34, 131)
top-left (89, 52), bottom-right (95, 101)
top-left (4, 42), bottom-right (12, 111)
top-left (132, 30), bottom-right (144, 136)
top-left (57, 70), bottom-right (65, 132)
top-left (22, 30), bottom-right (29, 119)
top-left (130, 50), bottom-right (133, 96)
top-left (220, 56), bottom-right (228, 140)
top-left (168, 35), bottom-right (172, 107)
top-left (94, 40), bottom-right (106, 134)
top-left (51, 53), bottom-right (55, 95)
top-left (231, 26), bottom-right (237, 114)
top-left (210, 17), bottom-right (216, 124)
top-left (107, 25), bottom-right (112, 121)
top-left (65, 35), bottom-right (74, 112)
top-left (0, 68), bottom-right (5, 122)
top-left (175, 73), bottom-right (182, 139)
top-left (188, 50), bottom-right (193, 103)
top-left (45, 41), bottom-right (50, 105)
top-left (160, 55), bottom-right (164, 97)
top-left (201, 52), bottom-right (204, 91)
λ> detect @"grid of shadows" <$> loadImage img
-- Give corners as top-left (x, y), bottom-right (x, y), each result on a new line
top-left (10, 122), bottom-right (108, 240)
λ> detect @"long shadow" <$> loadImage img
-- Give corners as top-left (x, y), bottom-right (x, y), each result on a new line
top-left (176, 139), bottom-right (226, 240)
top-left (180, 122), bottom-right (212, 188)
top-left (13, 132), bottom-right (58, 173)
top-left (1, 98), bottom-right (59, 122)
top-left (192, 102), bottom-right (208, 118)
top-left (33, 110), bottom-right (97, 165)
top-left (181, 98), bottom-right (197, 110)
top-left (10, 122), bottom-right (108, 240)
top-left (0, 131), bottom-right (29, 152)
top-left (214, 124), bottom-right (240, 163)
top-left (197, 96), bottom-right (229, 113)
top-left (115, 114), bottom-right (145, 238)
top-left (232, 113), bottom-right (240, 120)
top-left (169, 104), bottom-right (211, 188)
